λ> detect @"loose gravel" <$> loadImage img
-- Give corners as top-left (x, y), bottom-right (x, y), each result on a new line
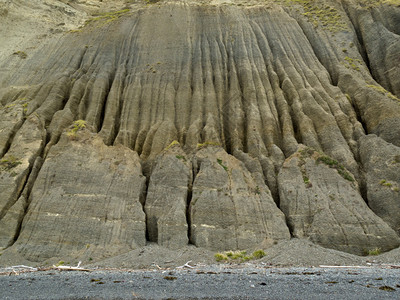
top-left (1, 264), bottom-right (399, 299)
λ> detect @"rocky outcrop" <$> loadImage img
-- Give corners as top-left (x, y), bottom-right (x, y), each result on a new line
top-left (360, 135), bottom-right (400, 235)
top-left (190, 147), bottom-right (290, 251)
top-left (145, 145), bottom-right (192, 249)
top-left (12, 129), bottom-right (147, 262)
top-left (0, 0), bottom-right (399, 263)
top-left (278, 146), bottom-right (400, 255)
top-left (0, 113), bottom-right (46, 250)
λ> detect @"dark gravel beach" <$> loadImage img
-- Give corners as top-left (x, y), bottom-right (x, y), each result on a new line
top-left (1, 264), bottom-right (399, 300)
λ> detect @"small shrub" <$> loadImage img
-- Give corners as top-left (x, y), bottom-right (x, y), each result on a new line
top-left (252, 250), bottom-right (266, 259)
top-left (215, 249), bottom-right (266, 262)
top-left (317, 156), bottom-right (338, 166)
top-left (337, 169), bottom-right (355, 182)
top-left (56, 261), bottom-right (65, 266)
top-left (67, 120), bottom-right (87, 138)
top-left (229, 250), bottom-right (250, 260)
top-left (303, 175), bottom-right (312, 188)
top-left (214, 253), bottom-right (229, 262)
top-left (367, 248), bottom-right (381, 256)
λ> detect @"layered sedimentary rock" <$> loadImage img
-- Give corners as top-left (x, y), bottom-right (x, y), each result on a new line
top-left (360, 135), bottom-right (400, 235)
top-left (278, 146), bottom-right (399, 255)
top-left (145, 146), bottom-right (192, 249)
top-left (0, 0), bottom-right (399, 262)
top-left (13, 129), bottom-right (147, 261)
top-left (190, 147), bottom-right (290, 250)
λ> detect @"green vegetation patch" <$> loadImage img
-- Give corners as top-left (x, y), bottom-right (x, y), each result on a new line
top-left (273, 0), bottom-right (348, 33)
top-left (379, 179), bottom-right (399, 192)
top-left (343, 56), bottom-right (362, 71)
top-left (85, 9), bottom-right (131, 26)
top-left (379, 179), bottom-right (392, 187)
top-left (67, 120), bottom-right (87, 138)
top-left (316, 155), bottom-right (354, 182)
top-left (164, 140), bottom-right (180, 151)
top-left (298, 147), bottom-right (315, 187)
top-left (55, 261), bottom-right (65, 267)
top-left (297, 147), bottom-right (355, 183)
top-left (366, 247), bottom-right (381, 256)
top-left (0, 155), bottom-right (22, 171)
top-left (303, 175), bottom-right (312, 187)
top-left (13, 51), bottom-right (27, 59)
top-left (214, 249), bottom-right (266, 262)
top-left (217, 158), bottom-right (228, 172)
top-left (366, 84), bottom-right (400, 102)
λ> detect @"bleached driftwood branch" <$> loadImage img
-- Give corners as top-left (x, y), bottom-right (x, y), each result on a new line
top-left (6, 265), bottom-right (38, 271)
top-left (52, 261), bottom-right (90, 272)
top-left (177, 260), bottom-right (194, 269)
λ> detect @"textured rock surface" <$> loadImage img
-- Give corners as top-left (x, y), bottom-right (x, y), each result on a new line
top-left (278, 146), bottom-right (400, 255)
top-left (12, 129), bottom-right (147, 262)
top-left (145, 145), bottom-right (192, 249)
top-left (0, 0), bottom-right (399, 263)
top-left (360, 135), bottom-right (400, 235)
top-left (0, 114), bottom-right (46, 222)
top-left (190, 147), bottom-right (290, 251)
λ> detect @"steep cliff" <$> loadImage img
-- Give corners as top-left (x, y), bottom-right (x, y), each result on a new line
top-left (0, 0), bottom-right (399, 265)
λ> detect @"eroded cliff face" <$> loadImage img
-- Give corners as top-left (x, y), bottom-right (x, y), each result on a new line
top-left (0, 0), bottom-right (399, 264)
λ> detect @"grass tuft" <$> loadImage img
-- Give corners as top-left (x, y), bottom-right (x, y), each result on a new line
top-left (67, 120), bottom-right (87, 138)
top-left (367, 248), bottom-right (381, 256)
top-left (366, 84), bottom-right (400, 102)
top-left (215, 249), bottom-right (266, 263)
top-left (84, 9), bottom-right (130, 27)
top-left (164, 140), bottom-right (180, 151)
top-left (0, 155), bottom-right (22, 171)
